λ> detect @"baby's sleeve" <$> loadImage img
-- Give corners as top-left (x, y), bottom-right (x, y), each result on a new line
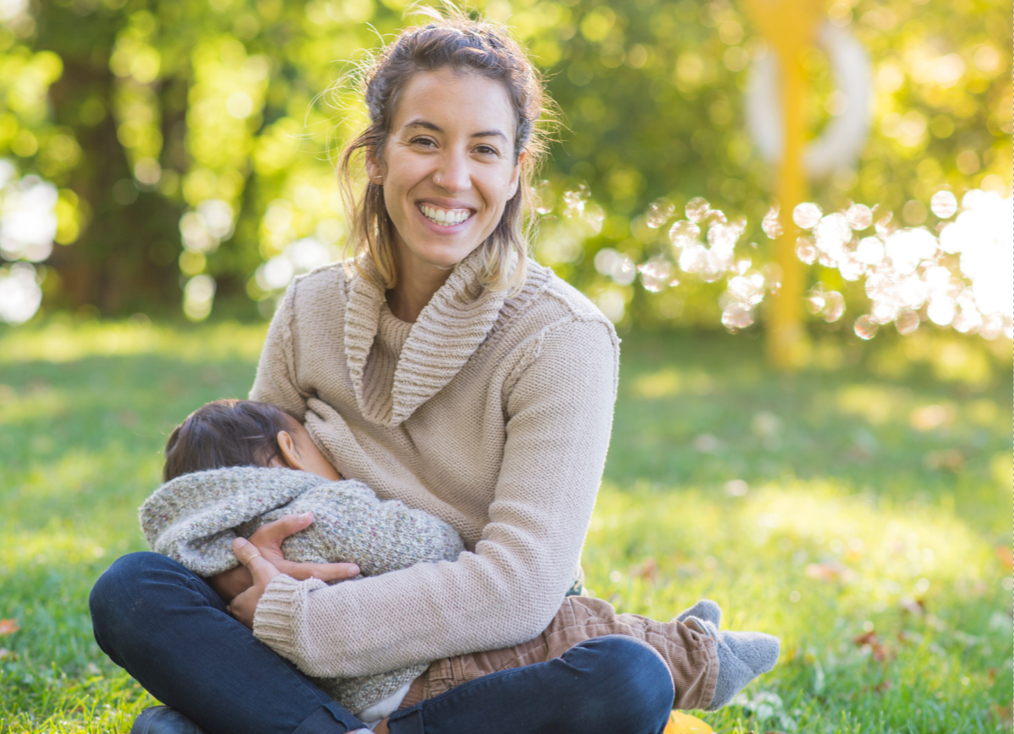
top-left (140, 467), bottom-right (326, 577)
top-left (274, 480), bottom-right (465, 575)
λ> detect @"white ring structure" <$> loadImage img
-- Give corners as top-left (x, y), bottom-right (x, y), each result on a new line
top-left (744, 22), bottom-right (873, 179)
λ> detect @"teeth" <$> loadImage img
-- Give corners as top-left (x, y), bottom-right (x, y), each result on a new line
top-left (420, 204), bottom-right (470, 226)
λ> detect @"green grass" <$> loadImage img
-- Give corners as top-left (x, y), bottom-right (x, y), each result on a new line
top-left (1, 318), bottom-right (1011, 733)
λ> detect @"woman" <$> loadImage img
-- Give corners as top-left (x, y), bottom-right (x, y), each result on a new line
top-left (90, 12), bottom-right (677, 734)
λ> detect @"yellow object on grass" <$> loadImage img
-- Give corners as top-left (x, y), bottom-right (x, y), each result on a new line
top-left (664, 711), bottom-right (714, 734)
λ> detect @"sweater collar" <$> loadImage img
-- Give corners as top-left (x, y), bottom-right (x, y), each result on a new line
top-left (344, 248), bottom-right (508, 427)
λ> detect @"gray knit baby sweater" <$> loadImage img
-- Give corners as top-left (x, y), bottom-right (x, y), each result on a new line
top-left (139, 465), bottom-right (465, 715)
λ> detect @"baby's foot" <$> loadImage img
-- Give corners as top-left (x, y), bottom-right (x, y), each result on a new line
top-left (683, 618), bottom-right (780, 710)
top-left (675, 599), bottom-right (722, 627)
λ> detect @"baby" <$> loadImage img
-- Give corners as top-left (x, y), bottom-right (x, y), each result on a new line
top-left (141, 399), bottom-right (779, 726)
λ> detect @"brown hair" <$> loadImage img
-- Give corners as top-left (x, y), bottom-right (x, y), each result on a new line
top-left (163, 399), bottom-right (297, 482)
top-left (338, 7), bottom-right (549, 294)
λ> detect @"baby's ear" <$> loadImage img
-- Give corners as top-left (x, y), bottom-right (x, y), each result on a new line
top-left (274, 430), bottom-right (303, 470)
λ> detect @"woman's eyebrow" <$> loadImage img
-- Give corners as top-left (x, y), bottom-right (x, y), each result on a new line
top-left (403, 119), bottom-right (508, 142)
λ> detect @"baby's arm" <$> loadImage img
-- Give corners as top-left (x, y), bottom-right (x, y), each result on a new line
top-left (257, 479), bottom-right (465, 575)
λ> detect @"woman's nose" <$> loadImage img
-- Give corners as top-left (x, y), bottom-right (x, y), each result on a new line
top-left (433, 151), bottom-right (471, 192)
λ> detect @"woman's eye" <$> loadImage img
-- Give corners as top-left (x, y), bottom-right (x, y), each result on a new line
top-left (411, 137), bottom-right (436, 147)
top-left (475, 145), bottom-right (500, 156)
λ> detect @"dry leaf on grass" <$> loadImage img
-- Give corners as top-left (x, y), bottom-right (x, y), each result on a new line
top-left (852, 631), bottom-right (893, 663)
top-left (0, 619), bottom-right (19, 636)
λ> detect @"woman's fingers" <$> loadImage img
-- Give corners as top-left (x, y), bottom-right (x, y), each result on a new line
top-left (246, 512), bottom-right (360, 582)
top-left (274, 558), bottom-right (360, 582)
top-left (232, 537), bottom-right (280, 586)
top-left (249, 512), bottom-right (315, 547)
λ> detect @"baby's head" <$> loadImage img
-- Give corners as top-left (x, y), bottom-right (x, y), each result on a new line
top-left (163, 399), bottom-right (340, 483)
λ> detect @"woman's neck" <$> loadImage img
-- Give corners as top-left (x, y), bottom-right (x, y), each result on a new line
top-left (385, 269), bottom-right (451, 323)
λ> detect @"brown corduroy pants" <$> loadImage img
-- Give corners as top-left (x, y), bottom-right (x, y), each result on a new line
top-left (398, 596), bottom-right (719, 712)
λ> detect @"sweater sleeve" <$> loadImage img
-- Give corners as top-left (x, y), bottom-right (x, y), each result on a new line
top-left (249, 285), bottom-right (310, 421)
top-left (252, 316), bottom-right (619, 679)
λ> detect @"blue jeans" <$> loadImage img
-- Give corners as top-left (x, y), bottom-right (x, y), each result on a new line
top-left (90, 553), bottom-right (674, 734)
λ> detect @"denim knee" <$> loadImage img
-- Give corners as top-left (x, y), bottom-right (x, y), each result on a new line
top-left (91, 552), bottom-right (170, 614)
top-left (565, 635), bottom-right (675, 732)
top-left (90, 552), bottom-right (195, 654)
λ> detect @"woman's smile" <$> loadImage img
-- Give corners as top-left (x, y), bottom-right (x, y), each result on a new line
top-left (417, 203), bottom-right (473, 227)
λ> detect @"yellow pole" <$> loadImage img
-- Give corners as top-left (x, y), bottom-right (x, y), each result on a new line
top-left (738, 0), bottom-right (824, 369)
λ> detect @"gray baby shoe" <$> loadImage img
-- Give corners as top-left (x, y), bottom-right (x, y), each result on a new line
top-left (681, 616), bottom-right (781, 710)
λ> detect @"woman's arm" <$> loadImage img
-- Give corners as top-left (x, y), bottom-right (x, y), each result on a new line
top-left (252, 317), bottom-right (619, 679)
top-left (249, 287), bottom-right (311, 421)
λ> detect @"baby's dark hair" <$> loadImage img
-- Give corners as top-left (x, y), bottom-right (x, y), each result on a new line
top-left (163, 399), bottom-right (298, 482)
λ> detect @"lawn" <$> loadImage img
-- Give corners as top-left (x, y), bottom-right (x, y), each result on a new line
top-left (1, 318), bottom-right (1011, 733)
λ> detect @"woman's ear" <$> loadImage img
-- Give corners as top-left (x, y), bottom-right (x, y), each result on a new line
top-left (507, 150), bottom-right (526, 198)
top-left (273, 430), bottom-right (304, 471)
top-left (365, 148), bottom-right (383, 184)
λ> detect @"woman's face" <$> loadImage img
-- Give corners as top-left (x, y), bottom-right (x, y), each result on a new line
top-left (368, 69), bottom-right (523, 277)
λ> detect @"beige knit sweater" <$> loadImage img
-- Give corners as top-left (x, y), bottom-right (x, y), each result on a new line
top-left (249, 249), bottom-right (619, 681)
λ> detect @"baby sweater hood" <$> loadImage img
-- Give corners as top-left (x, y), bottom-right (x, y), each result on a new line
top-left (140, 467), bottom-right (329, 577)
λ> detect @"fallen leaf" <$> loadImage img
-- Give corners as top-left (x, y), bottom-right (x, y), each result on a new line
top-left (992, 703), bottom-right (1013, 726)
top-left (632, 557), bottom-right (658, 583)
top-left (665, 712), bottom-right (714, 734)
top-left (898, 596), bottom-right (926, 615)
top-left (852, 631), bottom-right (892, 662)
top-left (0, 619), bottom-right (19, 636)
top-left (0, 648), bottom-right (17, 661)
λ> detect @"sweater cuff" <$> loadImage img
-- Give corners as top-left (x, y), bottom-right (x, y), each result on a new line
top-left (252, 574), bottom-right (328, 662)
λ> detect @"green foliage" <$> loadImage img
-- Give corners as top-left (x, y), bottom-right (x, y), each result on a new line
top-left (0, 320), bottom-right (1010, 731)
top-left (0, 0), bottom-right (1009, 322)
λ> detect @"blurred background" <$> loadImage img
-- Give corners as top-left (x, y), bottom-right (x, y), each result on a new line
top-left (0, 0), bottom-right (1009, 340)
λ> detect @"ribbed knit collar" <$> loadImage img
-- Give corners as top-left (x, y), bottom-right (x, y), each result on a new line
top-left (344, 249), bottom-right (509, 427)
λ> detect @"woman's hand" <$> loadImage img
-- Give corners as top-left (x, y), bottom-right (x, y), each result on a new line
top-left (246, 512), bottom-right (361, 582)
top-left (208, 564), bottom-right (254, 604)
top-left (228, 537), bottom-right (282, 629)
top-left (226, 514), bottom-right (361, 629)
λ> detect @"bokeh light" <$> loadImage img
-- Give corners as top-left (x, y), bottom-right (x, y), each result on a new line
top-left (0, 159), bottom-right (58, 324)
top-left (569, 183), bottom-right (1012, 340)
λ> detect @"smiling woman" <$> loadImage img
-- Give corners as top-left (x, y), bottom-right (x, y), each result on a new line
top-left (88, 10), bottom-right (678, 734)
